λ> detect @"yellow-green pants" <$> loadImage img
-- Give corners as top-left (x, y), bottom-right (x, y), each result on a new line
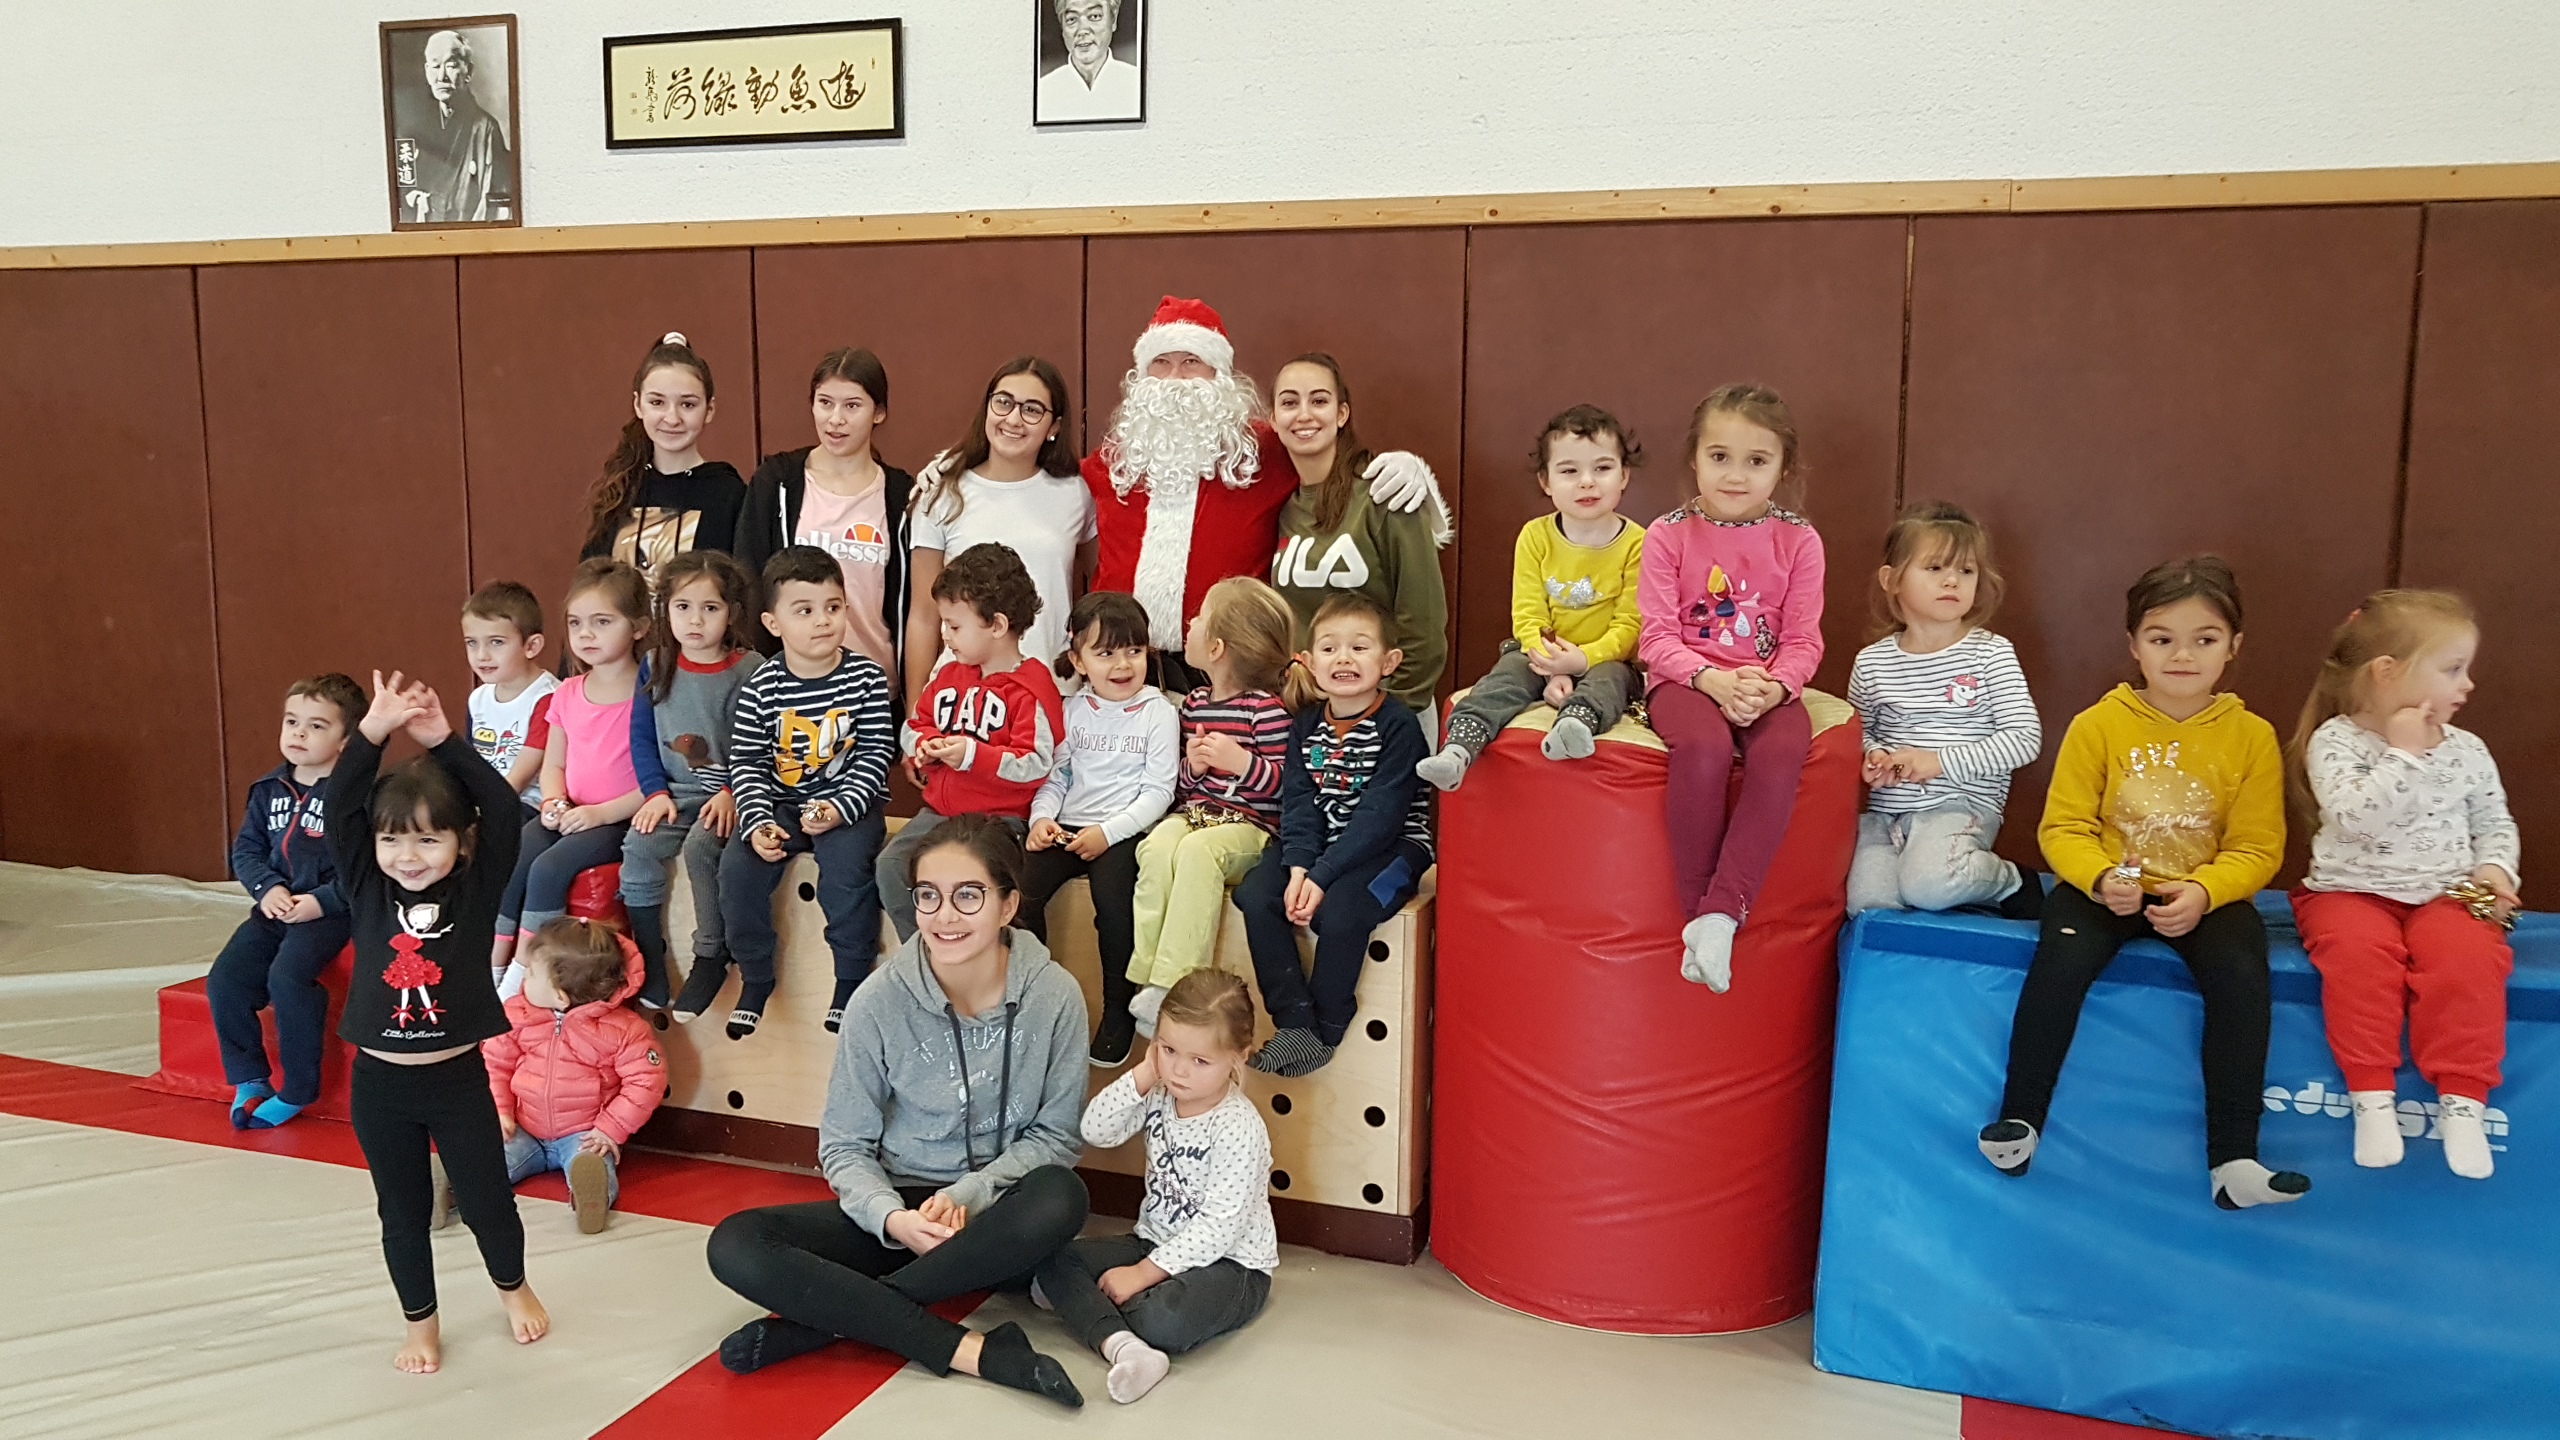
top-left (1126, 816), bottom-right (1272, 988)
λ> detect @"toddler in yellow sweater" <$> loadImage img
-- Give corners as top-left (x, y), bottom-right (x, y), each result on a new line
top-left (1420, 405), bottom-right (1646, 790)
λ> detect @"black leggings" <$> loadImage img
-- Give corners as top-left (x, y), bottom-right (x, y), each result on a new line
top-left (349, 1049), bottom-right (526, 1321)
top-left (1998, 882), bottom-right (2273, 1167)
top-left (1033, 1233), bottom-right (1270, 1355)
top-left (1016, 836), bottom-right (1143, 1028)
top-left (705, 1165), bottom-right (1089, 1372)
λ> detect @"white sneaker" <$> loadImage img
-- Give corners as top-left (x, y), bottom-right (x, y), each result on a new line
top-left (1679, 914), bottom-right (1737, 991)
top-left (2350, 1090), bottom-right (2404, 1168)
top-left (2439, 1094), bottom-right (2495, 1179)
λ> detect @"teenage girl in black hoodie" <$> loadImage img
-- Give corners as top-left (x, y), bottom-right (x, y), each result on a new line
top-left (580, 332), bottom-right (744, 583)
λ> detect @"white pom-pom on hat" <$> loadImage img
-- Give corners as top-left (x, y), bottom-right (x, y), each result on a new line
top-left (661, 330), bottom-right (689, 347)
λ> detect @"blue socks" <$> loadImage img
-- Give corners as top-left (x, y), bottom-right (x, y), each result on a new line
top-left (229, 1082), bottom-right (274, 1129)
top-left (244, 1096), bottom-right (307, 1130)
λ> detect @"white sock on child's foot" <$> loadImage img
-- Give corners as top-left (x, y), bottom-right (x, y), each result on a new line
top-left (2211, 1158), bottom-right (2312, 1209)
top-left (2350, 1090), bottom-right (2404, 1168)
top-left (1542, 714), bottom-right (1596, 761)
top-left (1100, 1331), bottom-right (1169, 1404)
top-left (496, 958), bottom-right (528, 1003)
top-left (1977, 1119), bottom-right (2038, 1176)
top-left (1415, 744), bottom-right (1472, 792)
top-left (2438, 1094), bottom-right (2495, 1179)
top-left (1680, 913), bottom-right (1737, 991)
top-left (1129, 985), bottom-right (1168, 1029)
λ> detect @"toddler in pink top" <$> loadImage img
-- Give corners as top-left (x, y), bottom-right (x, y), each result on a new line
top-left (495, 559), bottom-right (653, 996)
top-left (1636, 384), bottom-right (1826, 991)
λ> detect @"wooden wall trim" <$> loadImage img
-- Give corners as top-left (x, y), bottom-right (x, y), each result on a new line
top-left (10, 161), bottom-right (2560, 271)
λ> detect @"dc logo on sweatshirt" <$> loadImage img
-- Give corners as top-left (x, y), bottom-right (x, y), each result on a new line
top-left (2264, 1078), bottom-right (2509, 1152)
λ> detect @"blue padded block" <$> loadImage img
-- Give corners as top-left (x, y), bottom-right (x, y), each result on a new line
top-left (1812, 894), bottom-right (2560, 1440)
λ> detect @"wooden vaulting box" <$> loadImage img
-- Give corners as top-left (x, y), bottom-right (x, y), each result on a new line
top-left (641, 820), bottom-right (1437, 1264)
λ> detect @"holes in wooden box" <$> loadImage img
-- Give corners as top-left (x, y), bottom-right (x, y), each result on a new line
top-left (1368, 940), bottom-right (1390, 963)
top-left (1270, 1093), bottom-right (1292, 1115)
top-left (1362, 1183), bottom-right (1385, 1205)
top-left (798, 881), bottom-right (817, 902)
top-left (1366, 1019), bottom-right (1389, 1042)
top-left (1364, 1106), bottom-right (1386, 1127)
top-left (1270, 1169), bottom-right (1291, 1191)
top-left (726, 1090), bottom-right (745, 1110)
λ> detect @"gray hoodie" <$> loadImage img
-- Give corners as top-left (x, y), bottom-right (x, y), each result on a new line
top-left (821, 928), bottom-right (1090, 1240)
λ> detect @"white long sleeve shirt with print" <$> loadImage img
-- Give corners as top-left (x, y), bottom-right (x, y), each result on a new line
top-left (1846, 628), bottom-right (2043, 816)
top-left (1029, 685), bottom-right (1181, 845)
top-left (1081, 1071), bottom-right (1278, 1276)
top-left (2302, 714), bottom-right (2520, 904)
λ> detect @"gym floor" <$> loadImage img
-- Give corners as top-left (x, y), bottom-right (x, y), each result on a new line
top-left (0, 862), bottom-right (1959, 1438)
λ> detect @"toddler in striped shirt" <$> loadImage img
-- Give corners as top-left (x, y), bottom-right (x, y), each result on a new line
top-left (1845, 502), bottom-right (2044, 916)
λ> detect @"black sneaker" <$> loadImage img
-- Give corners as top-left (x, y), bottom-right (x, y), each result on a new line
top-left (1089, 1011), bottom-right (1137, 1068)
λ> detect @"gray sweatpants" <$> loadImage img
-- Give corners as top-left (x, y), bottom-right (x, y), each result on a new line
top-left (1846, 802), bottom-right (2022, 914)
top-left (619, 793), bottom-right (731, 956)
top-left (1032, 1232), bottom-right (1272, 1356)
top-left (1443, 640), bottom-right (1635, 756)
top-left (875, 807), bottom-right (1030, 942)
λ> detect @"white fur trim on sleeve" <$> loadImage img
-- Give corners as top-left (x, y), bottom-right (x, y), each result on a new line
top-left (1132, 321), bottom-right (1235, 376)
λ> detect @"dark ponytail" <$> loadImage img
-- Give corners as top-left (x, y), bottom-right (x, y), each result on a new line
top-left (583, 333), bottom-right (716, 554)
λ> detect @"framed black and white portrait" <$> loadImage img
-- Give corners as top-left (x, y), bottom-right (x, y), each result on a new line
top-left (380, 15), bottom-right (522, 230)
top-left (1033, 0), bottom-right (1145, 126)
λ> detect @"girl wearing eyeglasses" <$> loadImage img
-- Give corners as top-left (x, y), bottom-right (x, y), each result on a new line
top-left (903, 357), bottom-right (1099, 705)
top-left (734, 348), bottom-right (913, 677)
top-left (708, 813), bottom-right (1094, 1408)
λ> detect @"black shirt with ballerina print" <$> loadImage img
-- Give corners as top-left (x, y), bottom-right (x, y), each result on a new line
top-left (326, 732), bottom-right (520, 1053)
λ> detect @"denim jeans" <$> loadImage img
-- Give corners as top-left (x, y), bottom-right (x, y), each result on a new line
top-left (504, 1127), bottom-right (618, 1207)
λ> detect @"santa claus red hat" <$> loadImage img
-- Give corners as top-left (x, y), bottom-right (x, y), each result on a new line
top-left (1130, 295), bottom-right (1235, 376)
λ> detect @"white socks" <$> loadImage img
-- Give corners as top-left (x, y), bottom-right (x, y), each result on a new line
top-left (1100, 1330), bottom-right (1169, 1404)
top-left (496, 958), bottom-right (527, 1002)
top-left (1977, 1119), bottom-right (2038, 1176)
top-left (1679, 913), bottom-right (1737, 991)
top-left (2439, 1094), bottom-right (2495, 1179)
top-left (2350, 1090), bottom-right (2403, 1168)
top-left (1128, 984), bottom-right (1169, 1040)
top-left (2211, 1158), bottom-right (2312, 1210)
top-left (1542, 714), bottom-right (1597, 761)
top-left (1415, 744), bottom-right (1472, 792)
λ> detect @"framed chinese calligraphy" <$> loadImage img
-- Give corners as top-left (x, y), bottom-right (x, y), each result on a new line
top-left (1034, 0), bottom-right (1145, 126)
top-left (603, 20), bottom-right (905, 148)
top-left (381, 15), bottom-right (522, 230)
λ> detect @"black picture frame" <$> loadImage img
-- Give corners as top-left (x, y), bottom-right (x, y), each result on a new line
top-left (381, 14), bottom-right (524, 231)
top-left (1032, 0), bottom-right (1147, 127)
top-left (602, 19), bottom-right (906, 149)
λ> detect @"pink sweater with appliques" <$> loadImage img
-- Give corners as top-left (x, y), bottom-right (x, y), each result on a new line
top-left (1635, 504), bottom-right (1827, 694)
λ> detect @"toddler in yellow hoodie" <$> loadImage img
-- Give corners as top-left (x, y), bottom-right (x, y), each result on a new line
top-left (1979, 556), bottom-right (2310, 1210)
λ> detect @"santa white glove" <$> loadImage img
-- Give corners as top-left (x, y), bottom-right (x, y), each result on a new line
top-left (1361, 451), bottom-right (1453, 546)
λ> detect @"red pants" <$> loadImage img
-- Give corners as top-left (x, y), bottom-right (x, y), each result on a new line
top-left (2292, 889), bottom-right (2512, 1100)
top-left (1648, 684), bottom-right (1812, 922)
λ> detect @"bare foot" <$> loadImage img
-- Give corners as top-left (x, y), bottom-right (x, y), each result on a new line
top-left (395, 1316), bottom-right (442, 1373)
top-left (500, 1284), bottom-right (550, 1345)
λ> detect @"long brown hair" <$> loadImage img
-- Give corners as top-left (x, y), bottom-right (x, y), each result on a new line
top-left (1278, 353), bottom-right (1372, 533)
top-left (1873, 500), bottom-right (2005, 636)
top-left (643, 550), bottom-right (758, 702)
top-left (563, 557), bottom-right (652, 676)
top-left (2284, 589), bottom-right (2476, 829)
top-left (915, 356), bottom-right (1078, 526)
top-left (583, 334), bottom-right (715, 554)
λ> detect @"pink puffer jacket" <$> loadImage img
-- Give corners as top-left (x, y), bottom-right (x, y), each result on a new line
top-left (484, 931), bottom-right (664, 1145)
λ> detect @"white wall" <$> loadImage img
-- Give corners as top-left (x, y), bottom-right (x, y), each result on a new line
top-left (10, 0), bottom-right (2557, 249)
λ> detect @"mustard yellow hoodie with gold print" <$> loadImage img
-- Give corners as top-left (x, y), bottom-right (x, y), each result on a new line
top-left (2038, 684), bottom-right (2286, 910)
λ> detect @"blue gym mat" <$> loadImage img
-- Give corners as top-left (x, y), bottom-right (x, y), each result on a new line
top-left (1813, 892), bottom-right (2560, 1440)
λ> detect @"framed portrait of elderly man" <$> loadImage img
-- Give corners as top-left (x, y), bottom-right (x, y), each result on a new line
top-left (1034, 0), bottom-right (1146, 126)
top-left (380, 15), bottom-right (522, 230)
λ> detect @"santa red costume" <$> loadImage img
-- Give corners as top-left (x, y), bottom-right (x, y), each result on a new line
top-left (1083, 296), bottom-right (1446, 648)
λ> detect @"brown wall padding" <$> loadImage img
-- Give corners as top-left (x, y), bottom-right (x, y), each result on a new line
top-left (2400, 200), bottom-right (2560, 879)
top-left (0, 269), bottom-right (230, 878)
top-left (198, 259), bottom-right (477, 811)
top-left (1903, 208), bottom-right (2424, 867)
top-left (754, 240), bottom-right (1085, 482)
top-left (460, 250), bottom-right (757, 631)
top-left (1459, 220), bottom-right (1909, 695)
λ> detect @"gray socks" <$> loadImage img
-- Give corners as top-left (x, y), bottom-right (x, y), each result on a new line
top-left (1250, 1027), bottom-right (1337, 1077)
top-left (1416, 744), bottom-right (1473, 792)
top-left (1542, 710), bottom-right (1599, 760)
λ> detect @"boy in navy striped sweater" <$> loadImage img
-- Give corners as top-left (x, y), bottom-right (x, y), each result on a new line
top-left (688, 546), bottom-right (897, 1038)
top-left (1238, 593), bottom-right (1433, 1077)
top-left (1845, 503), bottom-right (2043, 916)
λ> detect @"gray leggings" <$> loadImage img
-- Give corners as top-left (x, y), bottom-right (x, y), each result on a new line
top-left (1444, 640), bottom-right (1635, 756)
top-left (619, 792), bottom-right (729, 955)
top-left (1033, 1232), bottom-right (1271, 1356)
top-left (1846, 801), bottom-right (2021, 913)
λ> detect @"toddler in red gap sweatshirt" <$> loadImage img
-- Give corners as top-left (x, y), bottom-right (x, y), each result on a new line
top-left (484, 917), bottom-right (662, 1234)
top-left (877, 542), bottom-right (1064, 942)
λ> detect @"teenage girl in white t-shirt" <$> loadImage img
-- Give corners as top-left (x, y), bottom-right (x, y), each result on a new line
top-left (904, 356), bottom-right (1097, 703)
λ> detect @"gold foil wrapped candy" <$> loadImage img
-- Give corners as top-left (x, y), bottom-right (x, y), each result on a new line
top-left (2445, 880), bottom-right (2518, 932)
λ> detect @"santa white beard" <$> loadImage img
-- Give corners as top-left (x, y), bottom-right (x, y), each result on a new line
top-left (1102, 371), bottom-right (1265, 648)
top-left (1102, 371), bottom-right (1263, 499)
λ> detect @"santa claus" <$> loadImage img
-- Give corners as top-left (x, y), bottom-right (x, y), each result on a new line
top-left (1085, 296), bottom-right (1448, 654)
